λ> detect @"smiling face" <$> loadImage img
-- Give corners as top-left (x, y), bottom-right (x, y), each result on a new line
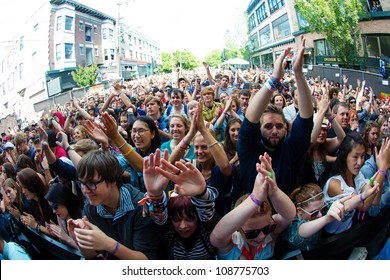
top-left (131, 120), bottom-right (155, 152)
top-left (316, 127), bottom-right (328, 144)
top-left (73, 128), bottom-right (86, 142)
top-left (346, 144), bottom-right (365, 176)
top-left (169, 117), bottom-right (186, 141)
top-left (49, 202), bottom-right (69, 220)
top-left (367, 127), bottom-right (379, 146)
top-left (335, 106), bottom-right (350, 129)
top-left (194, 135), bottom-right (213, 164)
top-left (229, 122), bottom-right (241, 144)
top-left (171, 93), bottom-right (183, 107)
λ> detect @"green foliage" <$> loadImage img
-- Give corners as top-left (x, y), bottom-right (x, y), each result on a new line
top-left (161, 51), bottom-right (200, 72)
top-left (71, 64), bottom-right (98, 87)
top-left (295, 0), bottom-right (364, 66)
top-left (204, 49), bottom-right (223, 67)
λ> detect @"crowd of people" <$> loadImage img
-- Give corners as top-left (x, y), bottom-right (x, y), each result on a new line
top-left (1, 36), bottom-right (389, 260)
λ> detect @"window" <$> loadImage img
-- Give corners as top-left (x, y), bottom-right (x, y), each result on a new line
top-left (121, 48), bottom-right (125, 57)
top-left (135, 51), bottom-right (138, 59)
top-left (85, 25), bottom-right (92, 42)
top-left (139, 39), bottom-right (141, 46)
top-left (272, 13), bottom-right (291, 40)
top-left (80, 44), bottom-right (84, 55)
top-left (103, 28), bottom-right (107, 40)
top-left (259, 25), bottom-right (272, 46)
top-left (129, 50), bottom-right (133, 59)
top-left (65, 16), bottom-right (73, 31)
top-left (249, 33), bottom-right (260, 50)
top-left (109, 29), bottom-right (114, 41)
top-left (94, 47), bottom-right (98, 57)
top-left (267, 0), bottom-right (285, 15)
top-left (56, 44), bottom-right (61, 60)
top-left (93, 25), bottom-right (97, 34)
top-left (65, 43), bottom-right (73, 59)
top-left (256, 3), bottom-right (268, 24)
top-left (33, 23), bottom-right (38, 32)
top-left (19, 63), bottom-right (23, 80)
top-left (134, 37), bottom-right (137, 45)
top-left (128, 34), bottom-right (132, 44)
top-left (296, 10), bottom-right (309, 29)
top-left (79, 22), bottom-right (83, 31)
top-left (110, 48), bottom-right (115, 60)
top-left (56, 16), bottom-right (62, 31)
top-left (315, 39), bottom-right (334, 56)
top-left (248, 14), bottom-right (256, 31)
top-left (19, 36), bottom-right (24, 51)
top-left (365, 35), bottom-right (390, 57)
top-left (104, 49), bottom-right (108, 60)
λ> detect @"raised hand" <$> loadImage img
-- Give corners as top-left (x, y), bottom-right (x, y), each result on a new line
top-left (56, 131), bottom-right (69, 149)
top-left (36, 124), bottom-right (48, 143)
top-left (325, 196), bottom-right (349, 222)
top-left (143, 149), bottom-right (169, 197)
top-left (85, 119), bottom-right (108, 146)
top-left (292, 35), bottom-right (306, 74)
top-left (272, 48), bottom-right (291, 80)
top-left (156, 159), bottom-right (206, 197)
top-left (100, 112), bottom-right (119, 140)
top-left (254, 152), bottom-right (277, 198)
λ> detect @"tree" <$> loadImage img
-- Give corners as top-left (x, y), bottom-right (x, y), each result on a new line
top-left (71, 64), bottom-right (98, 87)
top-left (161, 50), bottom-right (200, 72)
top-left (295, 0), bottom-right (364, 67)
top-left (204, 49), bottom-right (223, 67)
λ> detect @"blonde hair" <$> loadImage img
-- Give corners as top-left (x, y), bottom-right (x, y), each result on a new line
top-left (72, 139), bottom-right (98, 153)
top-left (289, 183), bottom-right (324, 208)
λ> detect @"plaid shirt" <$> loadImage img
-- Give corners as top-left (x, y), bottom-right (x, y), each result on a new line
top-left (202, 102), bottom-right (223, 122)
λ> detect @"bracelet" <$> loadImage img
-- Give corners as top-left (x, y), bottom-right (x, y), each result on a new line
top-left (109, 241), bottom-right (120, 255)
top-left (65, 146), bottom-right (73, 152)
top-left (378, 169), bottom-right (386, 176)
top-left (207, 141), bottom-right (218, 148)
top-left (265, 80), bottom-right (275, 91)
top-left (250, 193), bottom-right (263, 206)
top-left (117, 141), bottom-right (127, 149)
top-left (182, 138), bottom-right (190, 147)
top-left (360, 193), bottom-right (365, 206)
top-left (122, 146), bottom-right (133, 157)
top-left (36, 223), bottom-right (41, 233)
top-left (194, 186), bottom-right (207, 198)
top-left (327, 115), bottom-right (335, 123)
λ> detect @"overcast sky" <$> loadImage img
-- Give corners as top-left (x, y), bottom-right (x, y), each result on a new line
top-left (0, 0), bottom-right (249, 59)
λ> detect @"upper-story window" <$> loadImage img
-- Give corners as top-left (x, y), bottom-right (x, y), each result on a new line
top-left (93, 25), bottom-right (97, 34)
top-left (56, 44), bottom-right (61, 60)
top-left (109, 29), bottom-right (114, 41)
top-left (272, 13), bottom-right (290, 40)
top-left (259, 24), bottom-right (272, 46)
top-left (256, 3), bottom-right (268, 24)
top-left (65, 16), bottom-right (73, 31)
top-left (65, 43), bottom-right (73, 59)
top-left (248, 14), bottom-right (256, 31)
top-left (267, 0), bottom-right (285, 15)
top-left (85, 25), bottom-right (92, 42)
top-left (79, 22), bottom-right (83, 31)
top-left (110, 49), bottom-right (115, 60)
top-left (103, 28), bottom-right (107, 40)
top-left (56, 16), bottom-right (62, 31)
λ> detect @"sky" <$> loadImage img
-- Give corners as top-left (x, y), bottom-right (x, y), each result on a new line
top-left (0, 0), bottom-right (250, 59)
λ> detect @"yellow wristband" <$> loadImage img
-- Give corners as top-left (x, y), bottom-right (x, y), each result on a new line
top-left (122, 146), bottom-right (133, 157)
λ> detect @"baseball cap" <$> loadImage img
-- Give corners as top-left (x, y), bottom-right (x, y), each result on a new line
top-left (3, 142), bottom-right (15, 150)
top-left (3, 135), bottom-right (10, 142)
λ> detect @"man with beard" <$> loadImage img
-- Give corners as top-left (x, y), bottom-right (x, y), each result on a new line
top-left (238, 37), bottom-right (314, 196)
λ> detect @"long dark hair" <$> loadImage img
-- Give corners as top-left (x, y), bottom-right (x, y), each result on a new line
top-left (332, 132), bottom-right (365, 180)
top-left (17, 168), bottom-right (51, 223)
top-left (45, 183), bottom-right (82, 219)
top-left (223, 118), bottom-right (242, 160)
top-left (129, 116), bottom-right (161, 155)
top-left (2, 162), bottom-right (16, 180)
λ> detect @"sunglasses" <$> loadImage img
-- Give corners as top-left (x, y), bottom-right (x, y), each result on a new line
top-left (49, 203), bottom-right (59, 210)
top-left (298, 202), bottom-right (328, 219)
top-left (241, 217), bottom-right (277, 239)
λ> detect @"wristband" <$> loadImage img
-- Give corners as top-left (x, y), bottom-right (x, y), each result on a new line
top-left (109, 241), bottom-right (120, 255)
top-left (122, 146), bottom-right (133, 157)
top-left (181, 139), bottom-right (190, 148)
top-left (194, 186), bottom-right (207, 198)
top-left (65, 146), bottom-right (73, 153)
top-left (207, 141), bottom-right (218, 148)
top-left (250, 193), bottom-right (263, 206)
top-left (36, 223), bottom-right (41, 233)
top-left (265, 80), bottom-right (275, 92)
top-left (327, 115), bottom-right (335, 123)
top-left (378, 169), bottom-right (386, 176)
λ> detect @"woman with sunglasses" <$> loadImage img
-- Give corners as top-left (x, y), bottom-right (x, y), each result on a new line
top-left (282, 183), bottom-right (348, 251)
top-left (210, 153), bottom-right (295, 260)
top-left (45, 183), bottom-right (83, 249)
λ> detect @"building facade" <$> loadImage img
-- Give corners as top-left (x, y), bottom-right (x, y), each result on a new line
top-left (246, 0), bottom-right (390, 73)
